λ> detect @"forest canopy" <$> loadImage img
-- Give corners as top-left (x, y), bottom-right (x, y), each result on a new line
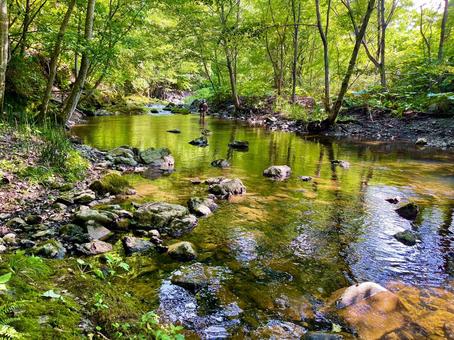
top-left (0, 0), bottom-right (452, 124)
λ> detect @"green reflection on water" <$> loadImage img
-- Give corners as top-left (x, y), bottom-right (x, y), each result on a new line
top-left (72, 114), bottom-right (454, 320)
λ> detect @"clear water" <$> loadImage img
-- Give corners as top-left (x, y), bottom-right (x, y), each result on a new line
top-left (72, 114), bottom-right (454, 333)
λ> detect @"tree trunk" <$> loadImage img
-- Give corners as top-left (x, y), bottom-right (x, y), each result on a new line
top-left (225, 49), bottom-right (241, 109)
top-left (315, 0), bottom-right (331, 114)
top-left (291, 0), bottom-right (301, 103)
top-left (327, 0), bottom-right (376, 124)
top-left (438, 0), bottom-right (448, 62)
top-left (378, 0), bottom-right (386, 88)
top-left (41, 0), bottom-right (76, 119)
top-left (0, 0), bottom-right (7, 115)
top-left (62, 0), bottom-right (96, 123)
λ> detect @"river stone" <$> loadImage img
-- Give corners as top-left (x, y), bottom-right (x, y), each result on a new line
top-left (6, 217), bottom-right (26, 228)
top-left (208, 178), bottom-right (246, 199)
top-left (228, 140), bottom-right (249, 150)
top-left (59, 224), bottom-right (89, 244)
top-left (139, 147), bottom-right (170, 163)
top-left (89, 173), bottom-right (130, 195)
top-left (167, 241), bottom-right (197, 261)
top-left (3, 233), bottom-right (16, 244)
top-left (73, 190), bottom-right (96, 204)
top-left (386, 196), bottom-right (401, 204)
top-left (87, 224), bottom-right (113, 241)
top-left (25, 214), bottom-right (43, 225)
top-left (110, 147), bottom-right (138, 166)
top-left (394, 230), bottom-right (418, 246)
top-left (148, 155), bottom-right (175, 171)
top-left (74, 207), bottom-right (114, 226)
top-left (252, 320), bottom-right (306, 339)
top-left (263, 165), bottom-right (292, 180)
top-left (395, 202), bottom-right (419, 220)
top-left (187, 197), bottom-right (218, 217)
top-left (415, 137), bottom-right (428, 145)
top-left (205, 176), bottom-right (226, 185)
top-left (167, 129), bottom-right (181, 134)
top-left (211, 159), bottom-right (230, 168)
top-left (189, 136), bottom-right (208, 147)
top-left (123, 236), bottom-right (154, 254)
top-left (133, 202), bottom-right (198, 237)
top-left (299, 176), bottom-right (312, 182)
top-left (35, 240), bottom-right (66, 259)
top-left (80, 240), bottom-right (113, 255)
top-left (170, 263), bottom-right (228, 293)
top-left (325, 282), bottom-right (406, 339)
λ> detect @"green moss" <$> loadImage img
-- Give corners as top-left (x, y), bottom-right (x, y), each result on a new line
top-left (170, 107), bottom-right (190, 114)
top-left (90, 172), bottom-right (131, 195)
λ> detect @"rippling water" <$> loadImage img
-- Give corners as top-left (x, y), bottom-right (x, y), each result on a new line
top-left (72, 113), bottom-right (454, 332)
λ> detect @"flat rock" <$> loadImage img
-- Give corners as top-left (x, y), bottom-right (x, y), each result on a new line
top-left (80, 240), bottom-right (113, 255)
top-left (87, 224), bottom-right (113, 241)
top-left (123, 236), bottom-right (154, 254)
top-left (74, 207), bottom-right (114, 225)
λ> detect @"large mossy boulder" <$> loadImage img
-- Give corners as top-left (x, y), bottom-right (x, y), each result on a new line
top-left (89, 172), bottom-right (131, 195)
top-left (139, 147), bottom-right (170, 164)
top-left (133, 202), bottom-right (197, 237)
top-left (108, 147), bottom-right (138, 166)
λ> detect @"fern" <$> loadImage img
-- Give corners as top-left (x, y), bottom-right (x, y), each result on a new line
top-left (0, 324), bottom-right (20, 339)
top-left (0, 302), bottom-right (23, 339)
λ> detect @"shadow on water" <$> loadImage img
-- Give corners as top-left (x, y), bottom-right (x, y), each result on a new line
top-left (72, 114), bottom-right (454, 332)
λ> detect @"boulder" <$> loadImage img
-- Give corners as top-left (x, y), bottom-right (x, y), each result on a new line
top-left (167, 241), bottom-right (197, 261)
top-left (139, 147), bottom-right (170, 164)
top-left (396, 202), bottom-right (419, 220)
top-left (187, 197), bottom-right (218, 217)
top-left (109, 147), bottom-right (138, 166)
top-left (80, 240), bottom-right (113, 255)
top-left (252, 320), bottom-right (306, 339)
top-left (325, 282), bottom-right (406, 339)
top-left (59, 224), bottom-right (89, 244)
top-left (208, 178), bottom-right (246, 199)
top-left (228, 140), bottom-right (249, 150)
top-left (3, 233), bottom-right (16, 244)
top-left (189, 136), bottom-right (208, 147)
top-left (211, 159), bottom-right (230, 168)
top-left (133, 202), bottom-right (197, 237)
top-left (394, 230), bottom-right (418, 246)
top-left (89, 173), bottom-right (131, 195)
top-left (34, 240), bottom-right (66, 259)
top-left (263, 165), bottom-right (292, 180)
top-left (123, 236), bottom-right (154, 254)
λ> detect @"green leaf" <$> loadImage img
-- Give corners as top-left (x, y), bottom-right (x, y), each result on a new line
top-left (0, 272), bottom-right (12, 284)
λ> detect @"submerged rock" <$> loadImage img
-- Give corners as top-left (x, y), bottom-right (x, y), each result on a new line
top-left (395, 202), bottom-right (419, 220)
top-left (170, 263), bottom-right (230, 293)
top-left (123, 236), bottom-right (154, 254)
top-left (299, 176), bottom-right (312, 182)
top-left (79, 240), bottom-right (113, 255)
top-left (228, 140), bottom-right (249, 150)
top-left (167, 241), bottom-right (197, 261)
top-left (133, 202), bottom-right (197, 237)
top-left (189, 136), bottom-right (208, 147)
top-left (187, 197), bottom-right (218, 217)
top-left (325, 282), bottom-right (407, 339)
top-left (167, 129), bottom-right (181, 134)
top-left (263, 165), bottom-right (292, 180)
top-left (252, 320), bottom-right (306, 339)
top-left (394, 230), bottom-right (418, 246)
top-left (211, 159), bottom-right (230, 168)
top-left (385, 196), bottom-right (401, 204)
top-left (208, 178), bottom-right (246, 199)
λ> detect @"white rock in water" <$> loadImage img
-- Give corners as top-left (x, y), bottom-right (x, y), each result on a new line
top-left (336, 282), bottom-right (388, 309)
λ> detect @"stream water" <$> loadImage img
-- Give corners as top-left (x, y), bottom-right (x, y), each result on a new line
top-left (72, 113), bottom-right (454, 337)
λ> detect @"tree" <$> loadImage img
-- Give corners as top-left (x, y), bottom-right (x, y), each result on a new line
top-left (291, 0), bottom-right (301, 103)
top-left (41, 0), bottom-right (77, 119)
top-left (61, 0), bottom-right (96, 123)
top-left (438, 0), bottom-right (449, 62)
top-left (0, 0), bottom-right (7, 114)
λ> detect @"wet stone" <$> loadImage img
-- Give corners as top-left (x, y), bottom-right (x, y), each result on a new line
top-left (263, 165), bottom-right (292, 180)
top-left (208, 178), bottom-right (246, 199)
top-left (79, 240), bottom-right (113, 255)
top-left (87, 224), bottom-right (113, 241)
top-left (395, 202), bottom-right (419, 220)
top-left (394, 230), bottom-right (418, 246)
top-left (252, 320), bottom-right (306, 339)
top-left (187, 197), bottom-right (218, 217)
top-left (228, 140), bottom-right (249, 150)
top-left (123, 236), bottom-right (154, 254)
top-left (167, 241), bottom-right (197, 261)
top-left (189, 136), bottom-right (208, 147)
top-left (331, 160), bottom-right (350, 169)
top-left (211, 159), bottom-right (230, 168)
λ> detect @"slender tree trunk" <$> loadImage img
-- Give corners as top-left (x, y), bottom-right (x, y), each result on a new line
top-left (438, 0), bottom-right (449, 62)
top-left (225, 49), bottom-right (241, 109)
top-left (291, 0), bottom-right (301, 103)
top-left (378, 0), bottom-right (386, 88)
top-left (62, 0), bottom-right (96, 123)
top-left (328, 0), bottom-right (376, 124)
top-left (420, 6), bottom-right (431, 61)
top-left (0, 0), bottom-right (7, 115)
top-left (315, 0), bottom-right (331, 114)
top-left (41, 0), bottom-right (76, 119)
top-left (19, 0), bottom-right (31, 56)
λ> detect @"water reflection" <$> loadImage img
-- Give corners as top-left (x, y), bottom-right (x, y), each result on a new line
top-left (72, 115), bottom-right (454, 293)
